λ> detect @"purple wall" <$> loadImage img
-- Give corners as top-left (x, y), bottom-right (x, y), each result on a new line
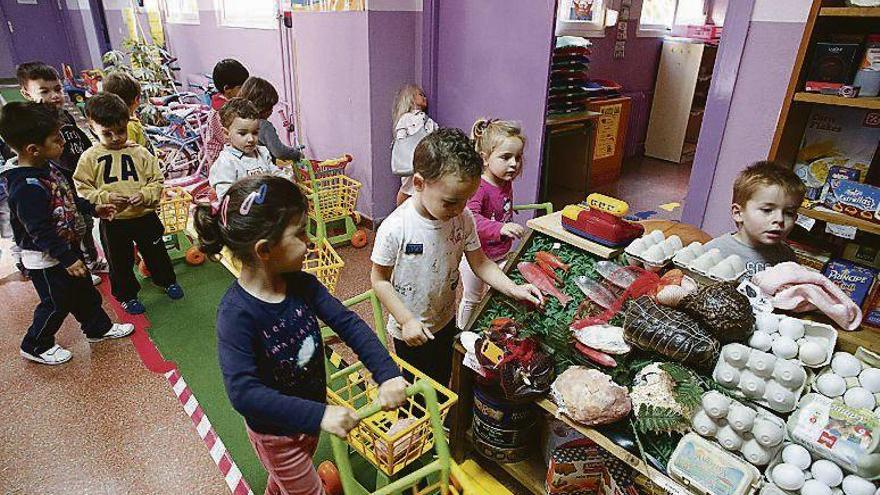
top-left (0, 7), bottom-right (15, 79)
top-left (429, 0), bottom-right (556, 209)
top-left (63, 7), bottom-right (98, 72)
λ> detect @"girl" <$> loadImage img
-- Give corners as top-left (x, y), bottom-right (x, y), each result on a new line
top-left (194, 175), bottom-right (406, 495)
top-left (457, 119), bottom-right (527, 329)
top-left (239, 77), bottom-right (304, 163)
top-left (391, 84), bottom-right (437, 206)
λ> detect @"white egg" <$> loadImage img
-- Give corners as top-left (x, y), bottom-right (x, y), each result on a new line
top-left (739, 371), bottom-right (767, 400)
top-left (715, 362), bottom-right (741, 387)
top-left (666, 235), bottom-right (683, 251)
top-left (724, 343), bottom-right (751, 367)
top-left (741, 438), bottom-right (773, 465)
top-left (811, 460), bottom-right (844, 488)
top-left (774, 463), bottom-right (807, 491)
top-left (692, 252), bottom-right (716, 271)
top-left (832, 353), bottom-right (863, 378)
top-left (701, 391), bottom-right (731, 419)
top-left (748, 351), bottom-right (777, 378)
top-left (803, 479), bottom-right (834, 495)
top-left (708, 248), bottom-right (724, 265)
top-left (756, 312), bottom-right (779, 333)
top-left (799, 341), bottom-right (827, 366)
top-left (774, 359), bottom-right (807, 389)
top-left (661, 240), bottom-right (676, 257)
top-left (676, 249), bottom-right (695, 263)
top-left (765, 382), bottom-right (797, 412)
top-left (817, 373), bottom-right (848, 398)
top-left (691, 409), bottom-right (719, 437)
top-left (628, 238), bottom-right (646, 255)
top-left (832, 489), bottom-right (844, 495)
top-left (773, 336), bottom-right (799, 360)
top-left (750, 332), bottom-right (773, 352)
top-left (842, 476), bottom-right (875, 495)
top-left (644, 244), bottom-right (665, 262)
top-left (649, 230), bottom-right (665, 243)
top-left (689, 242), bottom-right (706, 257)
top-left (844, 387), bottom-right (876, 410)
top-left (753, 417), bottom-right (784, 447)
top-left (728, 255), bottom-right (746, 273)
top-left (783, 444), bottom-right (812, 470)
top-left (779, 318), bottom-right (806, 340)
top-left (728, 403), bottom-right (757, 432)
top-left (858, 368), bottom-right (880, 393)
top-left (716, 425), bottom-right (743, 451)
top-left (709, 261), bottom-right (736, 280)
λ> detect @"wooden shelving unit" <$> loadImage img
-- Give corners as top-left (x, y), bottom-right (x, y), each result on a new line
top-left (798, 207), bottom-right (880, 236)
top-left (498, 457), bottom-right (547, 495)
top-left (792, 92), bottom-right (880, 110)
top-left (818, 6), bottom-right (880, 16)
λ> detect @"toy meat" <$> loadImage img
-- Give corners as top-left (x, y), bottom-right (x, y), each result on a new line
top-left (680, 282), bottom-right (755, 344)
top-left (624, 296), bottom-right (721, 371)
top-left (551, 367), bottom-right (632, 425)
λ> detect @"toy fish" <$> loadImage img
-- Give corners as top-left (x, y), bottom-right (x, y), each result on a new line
top-left (574, 276), bottom-right (616, 309)
top-left (518, 262), bottom-right (572, 306)
top-left (595, 261), bottom-right (638, 289)
top-left (535, 251), bottom-right (570, 272)
top-left (536, 259), bottom-right (564, 284)
top-left (575, 342), bottom-right (618, 367)
top-left (573, 325), bottom-right (631, 355)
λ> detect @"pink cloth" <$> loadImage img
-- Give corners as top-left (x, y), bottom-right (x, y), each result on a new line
top-left (246, 426), bottom-right (323, 495)
top-left (468, 178), bottom-right (514, 260)
top-left (752, 262), bottom-right (863, 330)
top-left (203, 110), bottom-right (226, 173)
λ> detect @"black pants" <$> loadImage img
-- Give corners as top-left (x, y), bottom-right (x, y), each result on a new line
top-left (22, 262), bottom-right (113, 355)
top-left (394, 319), bottom-right (457, 388)
top-left (81, 214), bottom-right (99, 264)
top-left (100, 213), bottom-right (176, 303)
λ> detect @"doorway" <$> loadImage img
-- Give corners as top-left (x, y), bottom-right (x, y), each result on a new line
top-left (88, 0), bottom-right (112, 56)
top-left (0, 0), bottom-right (75, 71)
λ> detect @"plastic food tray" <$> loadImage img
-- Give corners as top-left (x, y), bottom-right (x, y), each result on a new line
top-left (811, 348), bottom-right (880, 410)
top-left (691, 391), bottom-right (786, 466)
top-left (669, 433), bottom-right (763, 495)
top-left (673, 242), bottom-right (747, 285)
top-left (751, 314), bottom-right (838, 369)
top-left (713, 343), bottom-right (811, 413)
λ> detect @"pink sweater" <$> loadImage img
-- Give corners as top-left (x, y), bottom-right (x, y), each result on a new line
top-left (468, 178), bottom-right (514, 260)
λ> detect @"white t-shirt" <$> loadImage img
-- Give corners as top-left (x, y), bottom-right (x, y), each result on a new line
top-left (371, 199), bottom-right (481, 339)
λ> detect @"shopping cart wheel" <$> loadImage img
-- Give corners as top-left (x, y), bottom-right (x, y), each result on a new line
top-left (351, 229), bottom-right (368, 249)
top-left (184, 246), bottom-right (206, 266)
top-left (317, 460), bottom-right (342, 495)
top-left (139, 260), bottom-right (151, 278)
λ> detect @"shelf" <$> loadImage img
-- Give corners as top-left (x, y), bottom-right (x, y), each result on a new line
top-left (793, 92), bottom-right (880, 110)
top-left (798, 207), bottom-right (880, 236)
top-left (498, 457), bottom-right (547, 495)
top-left (818, 6), bottom-right (880, 17)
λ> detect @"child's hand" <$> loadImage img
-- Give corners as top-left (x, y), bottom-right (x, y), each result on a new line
top-left (66, 259), bottom-right (89, 278)
top-left (108, 193), bottom-right (130, 208)
top-left (320, 405), bottom-right (360, 438)
top-left (507, 283), bottom-right (544, 308)
top-left (129, 193), bottom-right (145, 207)
top-left (95, 204), bottom-right (117, 221)
top-left (377, 377), bottom-right (408, 411)
top-left (500, 222), bottom-right (526, 239)
top-left (402, 319), bottom-right (433, 347)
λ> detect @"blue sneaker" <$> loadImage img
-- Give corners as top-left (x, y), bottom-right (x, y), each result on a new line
top-left (122, 299), bottom-right (146, 315)
top-left (166, 283), bottom-right (184, 300)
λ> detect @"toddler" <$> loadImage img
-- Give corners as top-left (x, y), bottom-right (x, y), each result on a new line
top-left (391, 84), bottom-right (437, 206)
top-left (204, 59), bottom-right (250, 169)
top-left (457, 119), bottom-right (527, 329)
top-left (209, 98), bottom-right (290, 199)
top-left (704, 161), bottom-right (806, 277)
top-left (102, 71), bottom-right (152, 152)
top-left (0, 101), bottom-right (133, 365)
top-left (239, 76), bottom-right (303, 162)
top-left (194, 175), bottom-right (406, 495)
top-left (74, 94), bottom-right (183, 315)
top-left (371, 128), bottom-right (542, 386)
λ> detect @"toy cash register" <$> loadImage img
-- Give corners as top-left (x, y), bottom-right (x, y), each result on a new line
top-left (561, 194), bottom-right (644, 247)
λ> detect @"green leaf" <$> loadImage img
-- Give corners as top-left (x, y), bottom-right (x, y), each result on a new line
top-left (635, 404), bottom-right (688, 435)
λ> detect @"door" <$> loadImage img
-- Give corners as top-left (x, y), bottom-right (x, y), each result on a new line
top-left (88, 0), bottom-right (111, 55)
top-left (2, 0), bottom-right (74, 70)
top-left (423, 0), bottom-right (557, 206)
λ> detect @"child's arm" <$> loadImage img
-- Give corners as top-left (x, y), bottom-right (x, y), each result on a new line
top-left (11, 181), bottom-right (83, 271)
top-left (208, 155), bottom-right (236, 199)
top-left (73, 152), bottom-right (111, 206)
top-left (468, 187), bottom-right (505, 243)
top-left (135, 150), bottom-right (164, 207)
top-left (465, 248), bottom-right (543, 306)
top-left (259, 120), bottom-right (303, 161)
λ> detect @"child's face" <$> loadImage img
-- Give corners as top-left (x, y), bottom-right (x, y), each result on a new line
top-left (21, 78), bottom-right (64, 110)
top-left (90, 120), bottom-right (129, 150)
top-left (27, 128), bottom-right (65, 162)
top-left (413, 89), bottom-right (427, 111)
top-left (414, 173), bottom-right (480, 222)
top-left (733, 185), bottom-right (800, 247)
top-left (263, 214), bottom-right (310, 273)
top-left (225, 117), bottom-right (260, 155)
top-left (484, 137), bottom-right (524, 183)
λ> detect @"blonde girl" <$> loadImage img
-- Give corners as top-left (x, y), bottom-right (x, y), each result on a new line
top-left (457, 119), bottom-right (526, 329)
top-left (391, 84), bottom-right (437, 206)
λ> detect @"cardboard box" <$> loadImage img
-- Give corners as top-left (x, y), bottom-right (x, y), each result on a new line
top-left (806, 42), bottom-right (861, 87)
top-left (821, 179), bottom-right (880, 225)
top-left (822, 259), bottom-right (879, 307)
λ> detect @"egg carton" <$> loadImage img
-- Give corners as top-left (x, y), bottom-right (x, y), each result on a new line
top-left (763, 442), bottom-right (879, 495)
top-left (751, 313), bottom-right (838, 369)
top-left (669, 433), bottom-right (763, 495)
top-left (624, 230), bottom-right (682, 272)
top-left (672, 241), bottom-right (748, 285)
top-left (713, 343), bottom-right (811, 413)
top-left (812, 348), bottom-right (880, 415)
top-left (691, 390), bottom-right (786, 466)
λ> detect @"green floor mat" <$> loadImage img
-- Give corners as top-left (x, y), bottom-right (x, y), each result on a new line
top-left (0, 86), bottom-right (25, 104)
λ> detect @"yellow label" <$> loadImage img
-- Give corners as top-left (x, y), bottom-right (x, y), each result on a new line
top-left (480, 340), bottom-right (504, 365)
top-left (594, 103), bottom-right (622, 160)
top-left (586, 193), bottom-right (629, 216)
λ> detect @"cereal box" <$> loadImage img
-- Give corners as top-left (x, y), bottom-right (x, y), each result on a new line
top-left (821, 179), bottom-right (880, 225)
top-left (821, 259), bottom-right (879, 307)
top-left (865, 283), bottom-right (880, 330)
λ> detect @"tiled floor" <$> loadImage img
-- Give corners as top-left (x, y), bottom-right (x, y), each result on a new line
top-left (594, 155), bottom-right (693, 221)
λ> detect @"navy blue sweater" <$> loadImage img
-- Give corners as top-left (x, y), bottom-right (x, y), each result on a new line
top-left (217, 272), bottom-right (401, 436)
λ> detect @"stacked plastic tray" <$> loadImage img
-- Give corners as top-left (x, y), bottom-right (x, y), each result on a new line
top-left (548, 38), bottom-right (594, 115)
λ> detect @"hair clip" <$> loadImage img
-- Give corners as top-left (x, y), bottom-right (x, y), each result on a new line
top-left (219, 195), bottom-right (230, 228)
top-left (239, 183), bottom-right (268, 216)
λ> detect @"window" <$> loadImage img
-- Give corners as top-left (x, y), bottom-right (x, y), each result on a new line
top-left (217, 0), bottom-right (278, 29)
top-left (555, 0), bottom-right (607, 38)
top-left (165, 0), bottom-right (199, 24)
top-left (638, 0), bottom-right (706, 36)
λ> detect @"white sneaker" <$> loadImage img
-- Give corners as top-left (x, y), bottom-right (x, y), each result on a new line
top-left (88, 259), bottom-right (109, 273)
top-left (20, 344), bottom-right (73, 365)
top-left (87, 323), bottom-right (135, 343)
top-left (91, 274), bottom-right (102, 286)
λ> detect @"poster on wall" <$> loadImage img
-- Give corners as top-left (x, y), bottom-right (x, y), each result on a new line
top-left (291, 0), bottom-right (365, 11)
top-left (595, 104), bottom-right (622, 159)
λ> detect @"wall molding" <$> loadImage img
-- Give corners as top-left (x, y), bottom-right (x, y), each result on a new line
top-left (367, 0), bottom-right (422, 11)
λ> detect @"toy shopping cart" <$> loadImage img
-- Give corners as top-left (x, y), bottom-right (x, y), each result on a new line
top-left (293, 155), bottom-right (368, 248)
top-left (318, 291), bottom-right (486, 495)
top-left (139, 187), bottom-right (205, 275)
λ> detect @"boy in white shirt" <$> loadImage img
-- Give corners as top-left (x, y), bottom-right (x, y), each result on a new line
top-left (371, 128), bottom-right (543, 385)
top-left (209, 98), bottom-right (289, 199)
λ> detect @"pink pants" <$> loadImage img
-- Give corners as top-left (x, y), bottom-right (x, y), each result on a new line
top-left (246, 426), bottom-right (324, 495)
top-left (457, 255), bottom-right (507, 329)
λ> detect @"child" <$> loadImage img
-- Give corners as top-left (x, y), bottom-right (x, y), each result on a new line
top-left (239, 76), bottom-right (303, 162)
top-left (0, 102), bottom-right (134, 365)
top-left (457, 119), bottom-right (527, 329)
top-left (102, 71), bottom-right (152, 152)
top-left (193, 175), bottom-right (407, 494)
top-left (371, 128), bottom-right (543, 386)
top-left (209, 98), bottom-right (290, 199)
top-left (392, 84), bottom-right (437, 206)
top-left (202, 59), bottom-right (250, 171)
top-left (704, 161), bottom-right (806, 277)
top-left (73, 94), bottom-right (183, 315)
top-left (17, 62), bottom-right (106, 277)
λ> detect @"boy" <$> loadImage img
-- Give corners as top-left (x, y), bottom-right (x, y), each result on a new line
top-left (208, 98), bottom-right (289, 199)
top-left (370, 128), bottom-right (543, 386)
top-left (0, 102), bottom-right (134, 365)
top-left (203, 59), bottom-right (250, 169)
top-left (17, 62), bottom-right (106, 279)
top-left (73, 94), bottom-right (183, 315)
top-left (102, 71), bottom-right (152, 152)
top-left (704, 161), bottom-right (807, 277)
top-left (239, 76), bottom-right (303, 162)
